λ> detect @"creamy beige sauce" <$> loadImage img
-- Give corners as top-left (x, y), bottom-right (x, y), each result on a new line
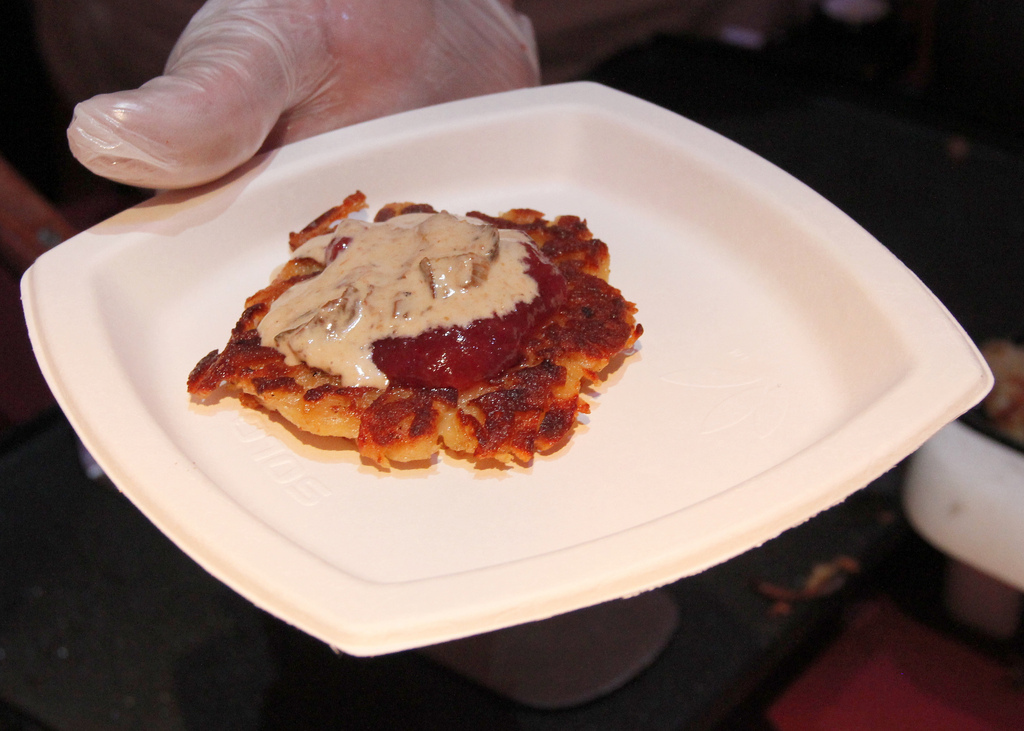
top-left (257, 212), bottom-right (540, 388)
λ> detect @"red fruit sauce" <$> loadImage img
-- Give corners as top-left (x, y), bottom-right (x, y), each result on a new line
top-left (371, 247), bottom-right (566, 390)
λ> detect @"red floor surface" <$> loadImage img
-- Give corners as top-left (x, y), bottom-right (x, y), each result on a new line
top-left (769, 598), bottom-right (1024, 731)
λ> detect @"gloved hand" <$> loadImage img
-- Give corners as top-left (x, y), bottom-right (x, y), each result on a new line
top-left (67, 0), bottom-right (539, 189)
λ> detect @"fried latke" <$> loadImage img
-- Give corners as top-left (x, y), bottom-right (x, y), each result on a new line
top-left (187, 192), bottom-right (642, 465)
top-left (980, 339), bottom-right (1024, 444)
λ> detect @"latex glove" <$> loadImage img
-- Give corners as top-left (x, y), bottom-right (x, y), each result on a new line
top-left (67, 0), bottom-right (538, 189)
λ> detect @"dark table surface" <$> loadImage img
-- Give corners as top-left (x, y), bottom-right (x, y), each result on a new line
top-left (3, 37), bottom-right (1023, 731)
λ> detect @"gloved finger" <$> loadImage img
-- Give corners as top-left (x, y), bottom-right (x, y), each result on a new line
top-left (67, 0), bottom-right (307, 189)
top-left (67, 0), bottom-right (539, 190)
top-left (67, 73), bottom-right (288, 190)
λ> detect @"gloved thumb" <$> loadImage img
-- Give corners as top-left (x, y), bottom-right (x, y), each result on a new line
top-left (66, 0), bottom-right (539, 191)
top-left (68, 75), bottom-right (286, 190)
top-left (67, 2), bottom-right (299, 189)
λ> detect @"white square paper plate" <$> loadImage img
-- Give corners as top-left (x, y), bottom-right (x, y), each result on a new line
top-left (22, 82), bottom-right (991, 655)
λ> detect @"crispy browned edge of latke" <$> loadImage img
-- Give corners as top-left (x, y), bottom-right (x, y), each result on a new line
top-left (187, 192), bottom-right (642, 466)
top-left (980, 339), bottom-right (1024, 443)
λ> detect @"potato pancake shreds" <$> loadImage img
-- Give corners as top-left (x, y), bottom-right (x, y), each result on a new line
top-left (187, 192), bottom-right (642, 465)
